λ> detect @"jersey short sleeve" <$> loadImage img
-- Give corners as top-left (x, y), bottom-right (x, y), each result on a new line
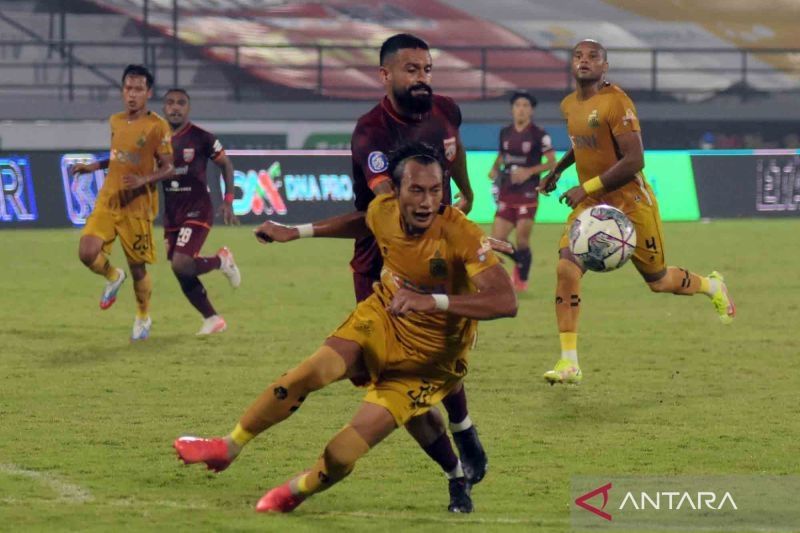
top-left (351, 124), bottom-right (391, 192)
top-left (437, 95), bottom-right (463, 129)
top-left (448, 209), bottom-right (500, 279)
top-left (207, 131), bottom-right (224, 160)
top-left (155, 118), bottom-right (174, 156)
top-left (541, 131), bottom-right (554, 153)
top-left (607, 92), bottom-right (640, 137)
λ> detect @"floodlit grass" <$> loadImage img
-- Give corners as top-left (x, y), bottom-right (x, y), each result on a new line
top-left (1, 220), bottom-right (798, 531)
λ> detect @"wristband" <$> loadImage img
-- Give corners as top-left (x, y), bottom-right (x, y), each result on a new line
top-left (582, 176), bottom-right (605, 196)
top-left (223, 193), bottom-right (234, 204)
top-left (297, 223), bottom-right (314, 238)
top-left (432, 294), bottom-right (449, 311)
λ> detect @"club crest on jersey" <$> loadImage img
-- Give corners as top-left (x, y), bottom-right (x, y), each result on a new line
top-left (588, 110), bottom-right (600, 128)
top-left (503, 141), bottom-right (509, 150)
top-left (183, 148), bottom-right (195, 163)
top-left (522, 141), bottom-right (532, 153)
top-left (367, 151), bottom-right (388, 174)
top-left (429, 251), bottom-right (448, 279)
top-left (443, 137), bottom-right (457, 161)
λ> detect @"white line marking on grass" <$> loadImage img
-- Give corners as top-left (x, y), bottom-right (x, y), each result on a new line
top-left (0, 464), bottom-right (94, 503)
top-left (303, 510), bottom-right (561, 526)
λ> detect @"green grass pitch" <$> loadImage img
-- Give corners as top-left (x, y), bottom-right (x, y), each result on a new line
top-left (1, 220), bottom-right (798, 532)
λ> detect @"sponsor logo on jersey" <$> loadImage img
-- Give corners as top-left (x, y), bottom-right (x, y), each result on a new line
top-left (588, 110), bottom-right (600, 128)
top-left (522, 141), bottom-right (532, 153)
top-left (183, 148), bottom-right (195, 163)
top-left (443, 137), bottom-right (457, 161)
top-left (367, 151), bottom-right (388, 174)
top-left (622, 108), bottom-right (637, 127)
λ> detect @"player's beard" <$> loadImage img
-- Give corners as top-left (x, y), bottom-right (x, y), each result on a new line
top-left (394, 83), bottom-right (433, 115)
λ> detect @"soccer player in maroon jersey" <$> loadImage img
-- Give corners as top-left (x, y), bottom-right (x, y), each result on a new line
top-left (161, 88), bottom-right (241, 335)
top-left (488, 92), bottom-right (556, 292)
top-left (252, 34), bottom-right (488, 512)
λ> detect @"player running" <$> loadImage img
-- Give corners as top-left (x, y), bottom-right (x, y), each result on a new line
top-left (174, 142), bottom-right (518, 513)
top-left (73, 64), bottom-right (174, 341)
top-left (538, 40), bottom-right (736, 385)
top-left (488, 91), bottom-right (556, 292)
top-left (252, 34), bottom-right (489, 499)
top-left (161, 88), bottom-right (241, 335)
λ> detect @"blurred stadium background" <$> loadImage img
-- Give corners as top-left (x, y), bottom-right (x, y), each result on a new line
top-left (1, 0), bottom-right (799, 230)
top-left (1, 1), bottom-right (799, 531)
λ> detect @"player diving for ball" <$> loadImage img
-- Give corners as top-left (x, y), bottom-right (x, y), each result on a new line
top-left (173, 142), bottom-right (518, 513)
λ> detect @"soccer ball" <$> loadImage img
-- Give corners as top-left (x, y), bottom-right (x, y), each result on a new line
top-left (569, 204), bottom-right (637, 272)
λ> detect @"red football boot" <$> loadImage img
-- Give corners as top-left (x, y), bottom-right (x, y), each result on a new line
top-left (173, 436), bottom-right (232, 473)
top-left (255, 482), bottom-right (306, 513)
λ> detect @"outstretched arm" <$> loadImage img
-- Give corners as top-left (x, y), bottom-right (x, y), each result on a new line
top-left (388, 263), bottom-right (517, 320)
top-left (537, 148), bottom-right (574, 194)
top-left (255, 210), bottom-right (369, 244)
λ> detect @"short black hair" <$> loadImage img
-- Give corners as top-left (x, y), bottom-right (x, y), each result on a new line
top-left (574, 39), bottom-right (608, 60)
top-left (122, 64), bottom-right (154, 88)
top-left (379, 33), bottom-right (430, 66)
top-left (510, 91), bottom-right (536, 107)
top-left (164, 87), bottom-right (190, 100)
top-left (387, 141), bottom-right (444, 189)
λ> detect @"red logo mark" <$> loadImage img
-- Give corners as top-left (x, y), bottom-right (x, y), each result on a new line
top-left (575, 482), bottom-right (613, 521)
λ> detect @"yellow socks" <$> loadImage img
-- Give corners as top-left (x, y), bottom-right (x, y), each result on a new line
top-left (229, 423), bottom-right (255, 447)
top-left (560, 332), bottom-right (578, 364)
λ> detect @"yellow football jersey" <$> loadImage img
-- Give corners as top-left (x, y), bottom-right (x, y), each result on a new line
top-left (366, 194), bottom-right (500, 371)
top-left (95, 110), bottom-right (173, 219)
top-left (561, 83), bottom-right (654, 208)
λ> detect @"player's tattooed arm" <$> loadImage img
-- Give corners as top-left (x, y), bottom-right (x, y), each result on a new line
top-left (538, 148), bottom-right (574, 194)
top-left (122, 152), bottom-right (175, 189)
top-left (451, 138), bottom-right (474, 214)
top-left (255, 211), bottom-right (369, 244)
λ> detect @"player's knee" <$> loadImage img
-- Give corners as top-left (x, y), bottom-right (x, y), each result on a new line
top-left (557, 257), bottom-right (582, 281)
top-left (171, 255), bottom-right (194, 277)
top-left (128, 264), bottom-right (147, 281)
top-left (78, 248), bottom-right (97, 267)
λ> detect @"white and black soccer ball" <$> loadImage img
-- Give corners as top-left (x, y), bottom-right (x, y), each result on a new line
top-left (569, 204), bottom-right (637, 272)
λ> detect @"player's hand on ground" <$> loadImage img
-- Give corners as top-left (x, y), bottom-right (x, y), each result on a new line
top-left (454, 192), bottom-right (473, 215)
top-left (122, 174), bottom-right (148, 189)
top-left (218, 203), bottom-right (239, 226)
top-left (254, 220), bottom-right (299, 244)
top-left (559, 185), bottom-right (587, 209)
top-left (487, 237), bottom-right (514, 255)
top-left (71, 163), bottom-right (93, 176)
top-left (387, 288), bottom-right (436, 316)
top-left (510, 167), bottom-right (530, 184)
top-left (537, 170), bottom-right (560, 195)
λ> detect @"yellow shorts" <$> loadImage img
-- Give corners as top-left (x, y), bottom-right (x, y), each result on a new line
top-left (331, 295), bottom-right (465, 426)
top-left (559, 194), bottom-right (666, 276)
top-left (82, 207), bottom-right (156, 264)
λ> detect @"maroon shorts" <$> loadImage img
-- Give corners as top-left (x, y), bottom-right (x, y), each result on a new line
top-left (495, 202), bottom-right (537, 224)
top-left (164, 222), bottom-right (211, 261)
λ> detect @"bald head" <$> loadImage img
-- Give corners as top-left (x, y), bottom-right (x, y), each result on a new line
top-left (573, 39), bottom-right (607, 60)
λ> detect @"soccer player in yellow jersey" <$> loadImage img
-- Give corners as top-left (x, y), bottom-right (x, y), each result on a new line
top-left (173, 142), bottom-right (517, 513)
top-left (72, 65), bottom-right (174, 341)
top-left (537, 40), bottom-right (735, 384)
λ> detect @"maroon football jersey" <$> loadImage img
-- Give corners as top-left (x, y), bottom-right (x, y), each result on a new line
top-left (496, 123), bottom-right (553, 205)
top-left (163, 122), bottom-right (224, 229)
top-left (350, 94), bottom-right (462, 275)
